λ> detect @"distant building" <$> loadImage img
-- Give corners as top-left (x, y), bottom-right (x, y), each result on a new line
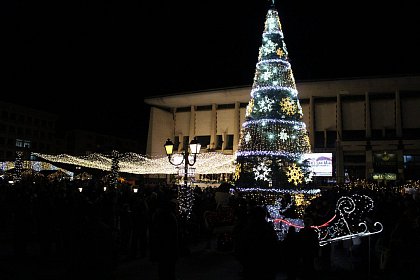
top-left (144, 75), bottom-right (420, 182)
top-left (66, 129), bottom-right (139, 156)
top-left (0, 101), bottom-right (140, 161)
top-left (0, 101), bottom-right (62, 161)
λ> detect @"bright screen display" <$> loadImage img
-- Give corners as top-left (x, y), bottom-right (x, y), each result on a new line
top-left (302, 153), bottom-right (333, 176)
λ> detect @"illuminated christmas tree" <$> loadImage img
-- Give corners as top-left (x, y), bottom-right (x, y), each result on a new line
top-left (234, 2), bottom-right (311, 195)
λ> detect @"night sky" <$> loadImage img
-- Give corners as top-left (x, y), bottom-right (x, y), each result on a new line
top-left (1, 0), bottom-right (419, 153)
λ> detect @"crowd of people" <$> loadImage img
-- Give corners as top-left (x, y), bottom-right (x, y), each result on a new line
top-left (0, 175), bottom-right (419, 279)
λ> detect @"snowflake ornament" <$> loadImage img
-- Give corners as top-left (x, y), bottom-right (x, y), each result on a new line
top-left (279, 129), bottom-right (289, 141)
top-left (244, 132), bottom-right (251, 144)
top-left (261, 71), bottom-right (272, 81)
top-left (297, 102), bottom-right (303, 116)
top-left (261, 40), bottom-right (278, 56)
top-left (258, 96), bottom-right (275, 113)
top-left (266, 16), bottom-right (278, 30)
top-left (253, 162), bottom-right (272, 181)
top-left (246, 99), bottom-right (254, 116)
top-left (286, 163), bottom-right (304, 186)
top-left (234, 163), bottom-right (241, 181)
top-left (280, 97), bottom-right (297, 115)
top-left (277, 48), bottom-right (284, 58)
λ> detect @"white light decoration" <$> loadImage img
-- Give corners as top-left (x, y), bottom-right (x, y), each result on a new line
top-left (251, 86), bottom-right (297, 98)
top-left (257, 96), bottom-right (275, 112)
top-left (253, 161), bottom-right (272, 181)
top-left (245, 132), bottom-right (251, 143)
top-left (242, 118), bottom-right (306, 129)
top-left (261, 70), bottom-right (272, 81)
top-left (14, 151), bottom-right (23, 182)
top-left (316, 194), bottom-right (383, 246)
top-left (236, 150), bottom-right (298, 159)
top-left (32, 152), bottom-right (236, 175)
top-left (0, 160), bottom-right (74, 178)
top-left (279, 129), bottom-right (288, 141)
top-left (259, 39), bottom-right (278, 56)
top-left (236, 187), bottom-right (320, 195)
top-left (268, 193), bottom-right (383, 244)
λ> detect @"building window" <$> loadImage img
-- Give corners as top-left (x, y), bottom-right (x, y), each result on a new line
top-left (16, 139), bottom-right (23, 147)
top-left (196, 105), bottom-right (212, 111)
top-left (216, 135), bottom-right (223, 149)
top-left (16, 139), bottom-right (31, 148)
top-left (176, 107), bottom-right (191, 112)
top-left (218, 104), bottom-right (235, 109)
top-left (24, 140), bottom-right (31, 148)
top-left (314, 131), bottom-right (324, 148)
top-left (226, 134), bottom-right (234, 150)
top-left (403, 128), bottom-right (420, 139)
top-left (342, 130), bottom-right (365, 141)
top-left (326, 131), bottom-right (337, 148)
top-left (196, 136), bottom-right (210, 149)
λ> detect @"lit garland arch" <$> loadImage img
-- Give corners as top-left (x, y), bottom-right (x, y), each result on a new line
top-left (32, 152), bottom-right (236, 175)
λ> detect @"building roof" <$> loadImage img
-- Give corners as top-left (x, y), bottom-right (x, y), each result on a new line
top-left (144, 74), bottom-right (420, 108)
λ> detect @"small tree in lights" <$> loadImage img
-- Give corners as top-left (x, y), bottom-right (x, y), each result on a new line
top-left (234, 2), bottom-right (311, 196)
top-left (110, 150), bottom-right (120, 187)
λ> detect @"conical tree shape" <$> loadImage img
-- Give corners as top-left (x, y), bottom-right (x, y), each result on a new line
top-left (234, 4), bottom-right (311, 191)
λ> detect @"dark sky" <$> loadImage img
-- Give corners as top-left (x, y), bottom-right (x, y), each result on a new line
top-left (2, 0), bottom-right (420, 153)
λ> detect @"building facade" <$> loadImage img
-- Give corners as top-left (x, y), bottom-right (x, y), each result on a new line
top-left (144, 75), bottom-right (420, 183)
top-left (66, 129), bottom-right (140, 156)
top-left (0, 101), bottom-right (141, 163)
top-left (0, 101), bottom-right (61, 161)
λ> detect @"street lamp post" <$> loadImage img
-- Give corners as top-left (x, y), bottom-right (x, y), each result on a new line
top-left (164, 137), bottom-right (201, 219)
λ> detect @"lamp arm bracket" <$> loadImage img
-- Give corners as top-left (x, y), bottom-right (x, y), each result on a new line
top-left (168, 154), bottom-right (185, 166)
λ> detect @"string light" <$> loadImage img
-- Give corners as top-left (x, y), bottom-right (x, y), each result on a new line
top-left (317, 194), bottom-right (383, 246)
top-left (32, 152), bottom-right (237, 175)
top-left (0, 160), bottom-right (73, 177)
top-left (251, 86), bottom-right (297, 98)
top-left (14, 151), bottom-right (23, 182)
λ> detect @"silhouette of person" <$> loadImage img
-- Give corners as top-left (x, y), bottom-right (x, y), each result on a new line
top-left (298, 217), bottom-right (319, 279)
top-left (283, 226), bottom-right (300, 280)
top-left (235, 206), bottom-right (279, 280)
top-left (150, 199), bottom-right (179, 280)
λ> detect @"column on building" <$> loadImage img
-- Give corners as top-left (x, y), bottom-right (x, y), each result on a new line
top-left (210, 104), bottom-right (217, 150)
top-left (309, 96), bottom-right (315, 150)
top-left (233, 102), bottom-right (240, 152)
top-left (177, 132), bottom-right (183, 152)
top-left (365, 146), bottom-right (373, 180)
top-left (173, 108), bottom-right (183, 152)
top-left (395, 90), bottom-right (404, 181)
top-left (222, 131), bottom-right (227, 151)
top-left (189, 105), bottom-right (196, 144)
top-left (365, 92), bottom-right (371, 138)
top-left (395, 90), bottom-right (402, 137)
top-left (336, 93), bottom-right (344, 184)
top-left (365, 92), bottom-right (374, 179)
